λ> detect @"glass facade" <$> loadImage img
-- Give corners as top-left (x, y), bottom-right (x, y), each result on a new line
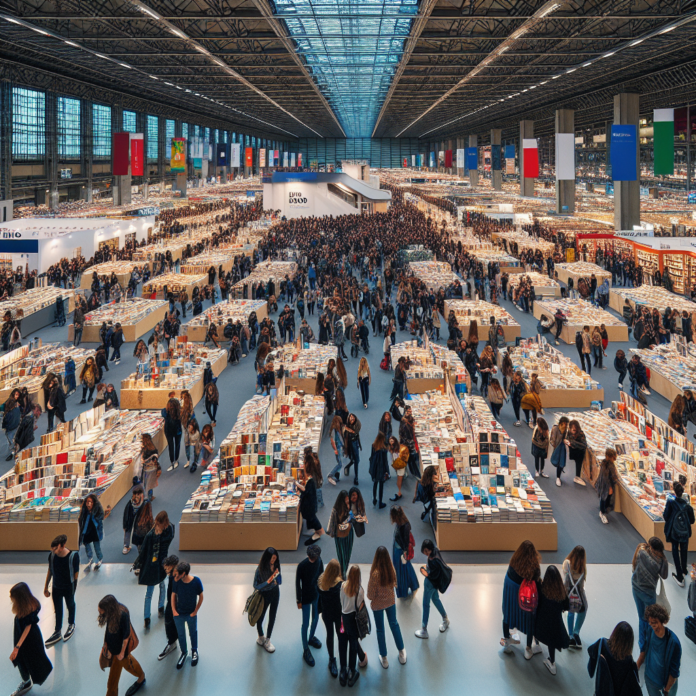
top-left (147, 115), bottom-right (158, 159)
top-left (12, 87), bottom-right (45, 160)
top-left (182, 122), bottom-right (189, 140)
top-left (57, 96), bottom-right (81, 159)
top-left (93, 103), bottom-right (111, 158)
top-left (223, 131), bottom-right (228, 143)
top-left (166, 119), bottom-right (175, 153)
top-left (123, 110), bottom-right (137, 133)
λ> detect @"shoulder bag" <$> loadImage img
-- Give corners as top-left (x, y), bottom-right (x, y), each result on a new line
top-left (355, 591), bottom-right (371, 639)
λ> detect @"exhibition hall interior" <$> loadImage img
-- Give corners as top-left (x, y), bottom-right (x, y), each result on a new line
top-left (1, 1), bottom-right (696, 694)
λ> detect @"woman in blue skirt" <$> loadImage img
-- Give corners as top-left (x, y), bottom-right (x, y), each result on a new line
top-left (390, 506), bottom-right (419, 598)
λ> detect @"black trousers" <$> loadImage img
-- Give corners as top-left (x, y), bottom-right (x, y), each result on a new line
top-left (52, 587), bottom-right (76, 631)
top-left (164, 601), bottom-right (178, 645)
top-left (256, 586), bottom-right (280, 638)
top-left (337, 611), bottom-right (364, 672)
top-left (672, 540), bottom-right (689, 581)
top-left (322, 614), bottom-right (341, 660)
top-left (372, 479), bottom-right (384, 505)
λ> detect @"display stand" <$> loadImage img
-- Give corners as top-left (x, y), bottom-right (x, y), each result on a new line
top-left (141, 273), bottom-right (208, 300)
top-left (443, 299), bottom-right (521, 342)
top-left (280, 340), bottom-right (338, 394)
top-left (555, 261), bottom-right (612, 288)
top-left (507, 272), bottom-right (561, 297)
top-left (533, 300), bottom-right (628, 343)
top-left (80, 299), bottom-right (168, 343)
top-left (181, 250), bottom-right (236, 276)
top-left (80, 261), bottom-right (148, 290)
top-left (0, 288), bottom-right (76, 335)
top-left (183, 300), bottom-right (268, 342)
top-left (435, 519), bottom-right (558, 551)
top-left (608, 285), bottom-right (696, 317)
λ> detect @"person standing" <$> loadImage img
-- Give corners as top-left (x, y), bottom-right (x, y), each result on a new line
top-left (326, 490), bottom-right (354, 579)
top-left (663, 481), bottom-right (695, 587)
top-left (253, 547), bottom-right (281, 654)
top-left (9, 582), bottom-right (53, 696)
top-left (342, 413), bottom-right (362, 485)
top-left (295, 544), bottom-right (324, 667)
top-left (46, 378), bottom-right (66, 433)
top-left (631, 537), bottom-right (669, 653)
top-left (367, 546), bottom-right (406, 668)
top-left (133, 511), bottom-right (175, 629)
top-left (297, 450), bottom-right (325, 546)
top-left (596, 449), bottom-right (619, 524)
top-left (122, 487), bottom-right (150, 555)
top-left (580, 325), bottom-right (592, 375)
top-left (357, 357), bottom-right (371, 409)
top-left (390, 505), bottom-right (419, 598)
top-left (563, 545), bottom-right (588, 648)
top-left (338, 565), bottom-right (368, 687)
top-left (97, 595), bottom-right (146, 696)
top-left (78, 357), bottom-right (98, 404)
top-left (565, 419), bottom-right (588, 486)
top-left (534, 565), bottom-right (570, 675)
top-left (531, 417), bottom-right (550, 478)
top-left (415, 539), bottom-right (451, 639)
top-left (157, 555), bottom-right (180, 662)
top-left (161, 398), bottom-right (182, 472)
top-left (43, 534), bottom-right (79, 647)
top-left (78, 494), bottom-right (104, 571)
top-left (317, 559), bottom-right (343, 678)
top-left (369, 432), bottom-right (389, 509)
top-left (327, 416), bottom-right (344, 486)
top-left (636, 604), bottom-right (682, 696)
top-left (587, 621), bottom-right (642, 696)
top-left (171, 561), bottom-right (204, 670)
top-left (2, 395), bottom-right (20, 461)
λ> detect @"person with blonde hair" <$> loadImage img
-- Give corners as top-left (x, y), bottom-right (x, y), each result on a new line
top-left (338, 565), bottom-right (367, 686)
top-left (357, 357), bottom-right (371, 409)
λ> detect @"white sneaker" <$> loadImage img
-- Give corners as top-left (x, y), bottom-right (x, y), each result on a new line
top-left (85, 561), bottom-right (93, 573)
top-left (544, 659), bottom-right (557, 675)
top-left (541, 472), bottom-right (549, 478)
top-left (533, 471), bottom-right (539, 478)
top-left (640, 386), bottom-right (651, 395)
top-left (415, 628), bottom-right (429, 639)
top-left (379, 655), bottom-right (388, 669)
top-left (673, 572), bottom-right (685, 588)
top-left (524, 646), bottom-right (534, 660)
top-left (263, 638), bottom-right (275, 653)
top-left (514, 421), bottom-right (521, 426)
top-left (166, 464), bottom-right (175, 472)
top-left (439, 618), bottom-right (450, 633)
top-left (500, 638), bottom-right (514, 653)
top-left (556, 479), bottom-right (561, 487)
top-left (618, 383), bottom-right (623, 390)
top-left (256, 636), bottom-right (266, 646)
top-left (10, 680), bottom-right (32, 696)
top-left (600, 513), bottom-right (608, 524)
top-left (574, 476), bottom-right (586, 486)
top-left (94, 560), bottom-right (103, 569)
top-left (398, 649), bottom-right (407, 664)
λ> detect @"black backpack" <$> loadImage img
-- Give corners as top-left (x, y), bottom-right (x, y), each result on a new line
top-left (669, 500), bottom-right (692, 543)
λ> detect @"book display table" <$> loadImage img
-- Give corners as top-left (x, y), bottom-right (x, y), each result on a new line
top-left (609, 285), bottom-right (696, 317)
top-left (120, 341), bottom-right (227, 409)
top-left (0, 287), bottom-right (75, 334)
top-left (277, 342), bottom-right (338, 394)
top-left (0, 407), bottom-right (165, 550)
top-left (493, 231), bottom-right (556, 258)
top-left (507, 272), bottom-right (561, 297)
top-left (229, 261), bottom-right (299, 300)
top-left (81, 298), bottom-right (168, 343)
top-left (533, 299), bottom-right (628, 343)
top-left (408, 260), bottom-right (461, 290)
top-left (628, 343), bottom-right (696, 402)
top-left (181, 250), bottom-right (236, 276)
top-left (132, 241), bottom-right (188, 265)
top-left (80, 261), bottom-right (148, 290)
top-left (555, 261), bottom-right (612, 288)
top-left (390, 339), bottom-right (470, 394)
top-left (470, 250), bottom-right (524, 274)
top-left (183, 300), bottom-right (268, 341)
top-left (443, 299), bottom-right (521, 342)
top-left (141, 273), bottom-right (208, 300)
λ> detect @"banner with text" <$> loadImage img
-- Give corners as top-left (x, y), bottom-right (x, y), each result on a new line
top-left (610, 125), bottom-right (637, 181)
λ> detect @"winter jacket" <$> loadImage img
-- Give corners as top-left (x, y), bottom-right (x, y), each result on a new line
top-left (2, 404), bottom-right (21, 432)
top-left (369, 446), bottom-right (389, 483)
top-left (13, 413), bottom-right (37, 451)
top-left (133, 524), bottom-right (176, 586)
top-left (587, 638), bottom-right (642, 696)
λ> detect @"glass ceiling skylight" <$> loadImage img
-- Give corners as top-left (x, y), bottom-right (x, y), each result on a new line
top-left (271, 0), bottom-right (419, 137)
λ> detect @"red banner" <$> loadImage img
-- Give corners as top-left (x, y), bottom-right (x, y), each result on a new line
top-left (130, 134), bottom-right (144, 176)
top-left (245, 147), bottom-right (253, 167)
top-left (445, 150), bottom-right (453, 168)
top-left (112, 132), bottom-right (130, 176)
top-left (522, 139), bottom-right (539, 179)
top-left (297, 152), bottom-right (302, 167)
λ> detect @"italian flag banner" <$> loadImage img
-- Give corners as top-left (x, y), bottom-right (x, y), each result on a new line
top-left (653, 109), bottom-right (674, 176)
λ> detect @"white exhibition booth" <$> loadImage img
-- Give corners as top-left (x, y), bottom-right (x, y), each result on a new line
top-left (0, 216), bottom-right (155, 273)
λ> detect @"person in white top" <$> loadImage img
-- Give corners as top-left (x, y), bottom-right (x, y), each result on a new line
top-left (338, 566), bottom-right (367, 687)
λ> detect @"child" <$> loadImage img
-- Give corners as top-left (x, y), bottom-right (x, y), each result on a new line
top-left (614, 349), bottom-right (628, 390)
top-left (64, 357), bottom-right (76, 395)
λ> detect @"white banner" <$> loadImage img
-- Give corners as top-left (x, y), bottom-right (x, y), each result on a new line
top-left (291, 153), bottom-right (296, 167)
top-left (555, 133), bottom-right (575, 181)
top-left (231, 143), bottom-right (241, 168)
top-left (456, 149), bottom-right (465, 168)
top-left (283, 152), bottom-right (289, 167)
top-left (260, 149), bottom-right (266, 167)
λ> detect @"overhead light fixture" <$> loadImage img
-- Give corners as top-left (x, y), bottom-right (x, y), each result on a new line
top-left (630, 39), bottom-right (644, 46)
top-left (529, 85), bottom-right (537, 89)
top-left (659, 25), bottom-right (676, 34)
top-left (602, 52), bottom-right (616, 58)
top-left (150, 75), bottom-right (159, 80)
top-left (171, 28), bottom-right (186, 38)
top-left (552, 74), bottom-right (561, 79)
top-left (567, 68), bottom-right (576, 73)
top-left (31, 27), bottom-right (49, 35)
top-left (5, 17), bottom-right (21, 24)
top-left (119, 63), bottom-right (132, 69)
top-left (64, 40), bottom-right (79, 47)
top-left (582, 61), bottom-right (592, 67)
top-left (164, 81), bottom-right (174, 86)
top-left (539, 81), bottom-right (548, 85)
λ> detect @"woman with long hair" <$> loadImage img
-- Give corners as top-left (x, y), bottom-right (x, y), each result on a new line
top-left (531, 416), bottom-right (550, 478)
top-left (534, 565), bottom-right (570, 675)
top-left (334, 357), bottom-right (348, 392)
top-left (334, 389), bottom-right (349, 424)
top-left (326, 490), bottom-right (353, 578)
top-left (378, 411), bottom-right (392, 441)
top-left (390, 505), bottom-right (419, 598)
top-left (297, 448), bottom-right (325, 545)
top-left (160, 398), bottom-right (181, 472)
top-left (588, 622), bottom-right (642, 696)
top-left (369, 432), bottom-right (389, 508)
top-left (9, 582), bottom-right (52, 694)
top-left (98, 595), bottom-right (145, 696)
top-left (253, 547), bottom-right (281, 653)
top-left (327, 416), bottom-right (344, 486)
top-left (204, 382), bottom-right (219, 425)
top-left (668, 394), bottom-right (686, 435)
top-left (563, 419), bottom-right (588, 486)
top-left (631, 537), bottom-right (668, 652)
top-left (414, 465), bottom-right (438, 521)
top-left (500, 540), bottom-right (542, 657)
top-left (343, 413), bottom-right (362, 485)
top-left (317, 559), bottom-right (343, 678)
top-left (563, 545), bottom-right (588, 647)
top-left (357, 357), bottom-right (371, 409)
top-left (196, 424), bottom-right (215, 472)
top-left (133, 340), bottom-right (149, 374)
top-left (78, 493), bottom-right (105, 570)
top-left (367, 546), bottom-right (406, 668)
top-left (595, 448), bottom-right (619, 524)
top-left (339, 565), bottom-right (368, 686)
top-left (78, 356), bottom-right (98, 403)
top-left (140, 433), bottom-right (160, 501)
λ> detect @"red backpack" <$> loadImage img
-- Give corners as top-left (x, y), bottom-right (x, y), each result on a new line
top-left (405, 531), bottom-right (416, 561)
top-left (518, 579), bottom-right (538, 612)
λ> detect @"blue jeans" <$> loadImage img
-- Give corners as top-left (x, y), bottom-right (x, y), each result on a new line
top-left (184, 444), bottom-right (200, 466)
top-left (646, 678), bottom-right (678, 696)
top-left (422, 577), bottom-right (446, 628)
top-left (174, 613), bottom-right (198, 652)
top-left (83, 540), bottom-right (103, 562)
top-left (373, 604), bottom-right (404, 657)
top-left (301, 598), bottom-right (319, 650)
top-left (567, 610), bottom-right (586, 637)
top-left (633, 587), bottom-right (656, 652)
top-left (144, 581), bottom-right (165, 621)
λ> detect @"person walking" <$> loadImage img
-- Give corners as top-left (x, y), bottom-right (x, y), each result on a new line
top-left (388, 437), bottom-right (409, 502)
top-left (327, 491), bottom-right (354, 578)
top-left (488, 378), bottom-right (505, 420)
top-left (342, 413), bottom-right (362, 485)
top-left (534, 565), bottom-right (570, 675)
top-left (390, 505), bottom-right (419, 598)
top-left (565, 419), bottom-right (588, 486)
top-left (97, 595), bottom-right (146, 696)
top-left (297, 449), bottom-right (325, 546)
top-left (636, 604), bottom-right (682, 696)
top-left (171, 561), bottom-right (204, 670)
top-left (531, 417), bottom-right (550, 478)
top-left (78, 494), bottom-right (104, 571)
top-left (9, 582), bottom-right (53, 696)
top-left (78, 357), bottom-right (98, 404)
top-left (596, 448), bottom-right (619, 524)
top-left (579, 325), bottom-right (592, 375)
top-left (43, 534), bottom-right (79, 647)
top-left (367, 546), bottom-right (406, 668)
top-left (563, 545), bottom-right (588, 648)
top-left (369, 432), bottom-right (389, 509)
top-left (631, 537), bottom-right (669, 653)
top-left (295, 544), bottom-right (324, 667)
top-left (663, 480), bottom-right (694, 587)
top-left (253, 547), bottom-right (281, 654)
top-left (132, 511), bottom-right (175, 629)
top-left (157, 555), bottom-right (180, 662)
top-left (587, 621), bottom-right (642, 696)
top-left (326, 416), bottom-right (344, 486)
top-left (550, 416), bottom-right (569, 487)
top-left (204, 382), bottom-right (219, 425)
top-left (122, 487), bottom-right (151, 555)
top-left (161, 398), bottom-right (182, 472)
top-left (139, 433), bottom-right (160, 502)
top-left (508, 371), bottom-right (528, 427)
top-left (338, 565), bottom-right (368, 687)
top-left (357, 357), bottom-right (370, 409)
top-left (2, 395), bottom-right (20, 461)
top-left (317, 558), bottom-right (342, 678)
top-left (415, 539), bottom-right (451, 639)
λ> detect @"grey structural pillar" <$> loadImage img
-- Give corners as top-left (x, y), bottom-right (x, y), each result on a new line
top-left (469, 135), bottom-right (479, 186)
top-left (555, 109), bottom-right (575, 214)
top-left (491, 129), bottom-right (502, 191)
top-left (613, 93), bottom-right (641, 231)
top-left (519, 120), bottom-right (534, 197)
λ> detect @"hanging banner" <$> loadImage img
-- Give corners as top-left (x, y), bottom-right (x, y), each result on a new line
top-left (611, 125), bottom-right (637, 181)
top-left (653, 108), bottom-right (675, 176)
top-left (444, 150), bottom-right (453, 168)
top-left (283, 152), bottom-right (289, 167)
top-left (491, 145), bottom-right (502, 171)
top-left (112, 132), bottom-right (130, 175)
top-left (504, 144), bottom-right (515, 160)
top-left (483, 149), bottom-right (491, 172)
top-left (171, 138), bottom-right (186, 172)
top-left (428, 152), bottom-right (434, 168)
top-left (297, 152), bottom-right (302, 168)
top-left (522, 138), bottom-right (539, 178)
top-left (456, 149), bottom-right (465, 169)
top-left (411, 155), bottom-right (416, 167)
top-left (506, 158), bottom-right (515, 175)
top-left (231, 143), bottom-right (241, 168)
top-left (216, 143), bottom-right (227, 168)
top-left (245, 147), bottom-right (253, 168)
top-left (291, 153), bottom-right (296, 167)
top-left (465, 147), bottom-right (478, 171)
top-left (259, 148), bottom-right (266, 168)
top-left (438, 151), bottom-right (444, 167)
top-left (555, 133), bottom-right (575, 181)
top-left (130, 133), bottom-right (144, 176)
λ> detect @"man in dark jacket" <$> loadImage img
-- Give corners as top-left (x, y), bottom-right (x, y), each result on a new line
top-left (104, 321), bottom-right (114, 360)
top-left (2, 399), bottom-right (21, 461)
top-left (357, 320), bottom-right (369, 353)
top-left (13, 404), bottom-right (42, 455)
top-left (415, 539), bottom-right (451, 639)
top-left (110, 323), bottom-right (124, 363)
top-left (296, 544), bottom-right (324, 667)
top-left (628, 354), bottom-right (650, 396)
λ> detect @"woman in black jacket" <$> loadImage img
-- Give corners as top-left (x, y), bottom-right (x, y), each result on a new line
top-left (369, 432), bottom-right (389, 509)
top-left (565, 419), bottom-right (588, 486)
top-left (534, 565), bottom-right (570, 675)
top-left (317, 559), bottom-right (343, 678)
top-left (297, 448), bottom-right (325, 546)
top-left (46, 377), bottom-right (66, 433)
top-left (587, 622), bottom-right (642, 696)
top-left (133, 511), bottom-right (175, 629)
top-left (104, 383), bottom-right (120, 411)
top-left (161, 398), bottom-right (182, 472)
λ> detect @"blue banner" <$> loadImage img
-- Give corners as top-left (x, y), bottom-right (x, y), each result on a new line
top-left (216, 143), bottom-right (228, 167)
top-left (504, 145), bottom-right (515, 160)
top-left (689, 192), bottom-right (696, 204)
top-left (611, 125), bottom-right (637, 181)
top-left (466, 147), bottom-right (478, 171)
top-left (491, 145), bottom-right (502, 171)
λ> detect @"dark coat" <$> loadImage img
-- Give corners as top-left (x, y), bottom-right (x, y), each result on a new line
top-left (534, 591), bottom-right (570, 651)
top-left (133, 524), bottom-right (175, 586)
top-left (369, 446), bottom-right (389, 483)
top-left (317, 581), bottom-right (342, 621)
top-left (587, 638), bottom-right (642, 696)
top-left (14, 413), bottom-right (36, 451)
top-left (12, 610), bottom-right (52, 685)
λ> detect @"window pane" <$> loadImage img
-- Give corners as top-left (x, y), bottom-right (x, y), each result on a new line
top-left (147, 115), bottom-right (158, 160)
top-left (182, 123), bottom-right (189, 140)
top-left (12, 87), bottom-right (45, 160)
top-left (223, 131), bottom-right (228, 143)
top-left (194, 125), bottom-right (200, 138)
top-left (123, 110), bottom-right (137, 133)
top-left (166, 119), bottom-right (175, 154)
top-left (57, 96), bottom-right (81, 159)
top-left (204, 127), bottom-right (210, 143)
top-left (93, 104), bottom-right (111, 158)
top-left (214, 128), bottom-right (219, 143)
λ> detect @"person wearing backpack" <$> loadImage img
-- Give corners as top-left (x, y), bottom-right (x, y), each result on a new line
top-left (43, 534), bottom-right (80, 647)
top-left (390, 505), bottom-right (419, 599)
top-left (663, 481), bottom-right (695, 587)
top-left (563, 545), bottom-right (588, 648)
top-left (415, 539), bottom-right (451, 639)
top-left (631, 537), bottom-right (669, 652)
top-left (500, 540), bottom-right (542, 659)
top-left (587, 621), bottom-right (642, 696)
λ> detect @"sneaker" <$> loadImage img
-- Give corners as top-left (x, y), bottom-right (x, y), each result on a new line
top-left (5, 454), bottom-right (13, 461)
top-left (347, 669), bottom-right (360, 687)
top-left (308, 636), bottom-right (322, 649)
top-left (533, 471), bottom-right (539, 478)
top-left (524, 646), bottom-right (534, 660)
top-left (94, 560), bottom-right (103, 570)
top-left (618, 383), bottom-right (623, 390)
top-left (574, 476), bottom-right (586, 486)
top-left (672, 572), bottom-right (685, 588)
top-left (63, 624), bottom-right (75, 642)
top-left (123, 546), bottom-right (131, 555)
top-left (574, 634), bottom-right (582, 647)
top-left (191, 650), bottom-right (199, 666)
top-left (398, 649), bottom-right (407, 664)
top-left (158, 607), bottom-right (164, 618)
top-left (358, 654), bottom-right (368, 668)
top-left (85, 561), bottom-right (93, 572)
top-left (339, 668), bottom-right (348, 686)
top-left (144, 618), bottom-right (150, 629)
top-left (556, 479), bottom-right (561, 487)
top-left (543, 659), bottom-right (557, 675)
top-left (541, 472), bottom-right (549, 478)
top-left (440, 618), bottom-right (450, 633)
top-left (166, 465), bottom-right (175, 472)
top-left (415, 628), bottom-right (429, 639)
top-left (256, 636), bottom-right (266, 646)
top-left (125, 679), bottom-right (145, 696)
top-left (500, 638), bottom-right (514, 653)
top-left (263, 638), bottom-right (275, 653)
top-left (640, 386), bottom-right (651, 395)
top-left (514, 421), bottom-right (521, 427)
top-left (184, 461), bottom-right (190, 468)
top-left (327, 476), bottom-right (337, 486)
top-left (532, 642), bottom-right (543, 655)
top-left (600, 512), bottom-right (608, 524)
top-left (176, 651), bottom-right (188, 669)
top-left (379, 655), bottom-right (388, 669)
top-left (568, 637), bottom-right (577, 647)
top-left (45, 630), bottom-right (62, 647)
top-left (10, 680), bottom-right (32, 696)
top-left (158, 642), bottom-right (178, 660)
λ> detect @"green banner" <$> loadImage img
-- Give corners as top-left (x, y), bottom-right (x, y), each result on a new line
top-left (653, 111), bottom-right (674, 176)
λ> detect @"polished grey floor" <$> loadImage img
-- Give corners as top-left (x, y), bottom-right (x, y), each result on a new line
top-left (0, 563), bottom-right (694, 696)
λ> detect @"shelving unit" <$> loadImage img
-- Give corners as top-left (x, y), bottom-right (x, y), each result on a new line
top-left (636, 249), bottom-right (660, 278)
top-left (663, 253), bottom-right (686, 294)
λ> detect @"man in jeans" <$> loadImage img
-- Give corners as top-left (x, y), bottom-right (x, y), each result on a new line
top-left (296, 544), bottom-right (324, 666)
top-left (43, 534), bottom-right (80, 646)
top-left (415, 539), bottom-right (451, 639)
top-left (172, 561), bottom-right (204, 670)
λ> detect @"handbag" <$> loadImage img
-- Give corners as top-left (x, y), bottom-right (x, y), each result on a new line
top-left (99, 647), bottom-right (112, 671)
top-left (355, 593), bottom-right (371, 639)
top-left (656, 577), bottom-right (671, 615)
